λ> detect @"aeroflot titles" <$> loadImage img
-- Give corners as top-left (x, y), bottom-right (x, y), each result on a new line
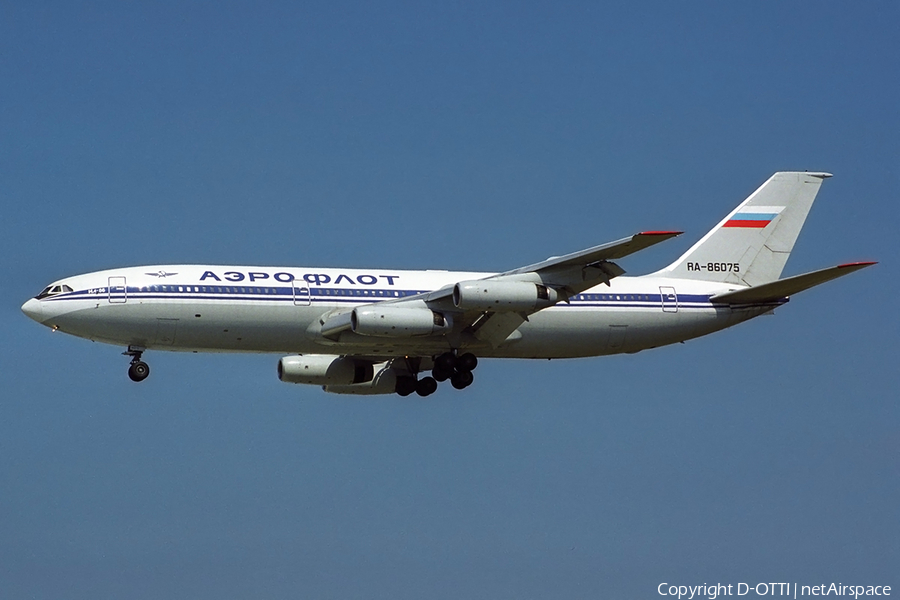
top-left (198, 271), bottom-right (402, 286)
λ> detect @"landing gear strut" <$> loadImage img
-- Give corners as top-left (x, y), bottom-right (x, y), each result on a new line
top-left (124, 347), bottom-right (150, 382)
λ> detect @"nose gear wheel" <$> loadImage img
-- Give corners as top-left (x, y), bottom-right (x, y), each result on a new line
top-left (123, 347), bottom-right (150, 382)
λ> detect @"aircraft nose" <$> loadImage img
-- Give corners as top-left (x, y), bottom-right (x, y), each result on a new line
top-left (21, 298), bottom-right (44, 323)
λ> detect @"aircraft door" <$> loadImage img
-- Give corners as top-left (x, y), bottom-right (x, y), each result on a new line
top-left (108, 276), bottom-right (127, 303)
top-left (154, 318), bottom-right (178, 345)
top-left (660, 286), bottom-right (677, 313)
top-left (292, 279), bottom-right (311, 306)
top-left (608, 325), bottom-right (628, 350)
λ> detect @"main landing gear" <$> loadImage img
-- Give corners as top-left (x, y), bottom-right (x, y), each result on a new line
top-left (395, 352), bottom-right (477, 397)
top-left (124, 346), bottom-right (150, 382)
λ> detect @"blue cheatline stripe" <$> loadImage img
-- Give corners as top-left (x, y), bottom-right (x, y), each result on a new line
top-left (46, 285), bottom-right (735, 310)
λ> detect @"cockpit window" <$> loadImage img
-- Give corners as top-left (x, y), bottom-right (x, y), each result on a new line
top-left (35, 284), bottom-right (73, 299)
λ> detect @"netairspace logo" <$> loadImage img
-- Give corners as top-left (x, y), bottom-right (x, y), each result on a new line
top-left (658, 583), bottom-right (892, 600)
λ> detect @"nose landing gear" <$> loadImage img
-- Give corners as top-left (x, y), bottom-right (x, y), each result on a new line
top-left (124, 347), bottom-right (150, 382)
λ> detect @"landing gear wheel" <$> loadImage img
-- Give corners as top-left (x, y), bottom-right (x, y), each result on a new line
top-left (416, 376), bottom-right (438, 397)
top-left (450, 369), bottom-right (474, 390)
top-left (432, 366), bottom-right (453, 382)
top-left (128, 361), bottom-right (150, 382)
top-left (457, 353), bottom-right (478, 372)
top-left (395, 376), bottom-right (417, 397)
top-left (435, 352), bottom-right (458, 373)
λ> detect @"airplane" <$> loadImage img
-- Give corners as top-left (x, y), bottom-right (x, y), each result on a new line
top-left (21, 172), bottom-right (875, 397)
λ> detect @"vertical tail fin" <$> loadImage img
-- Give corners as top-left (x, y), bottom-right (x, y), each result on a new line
top-left (658, 171), bottom-right (831, 286)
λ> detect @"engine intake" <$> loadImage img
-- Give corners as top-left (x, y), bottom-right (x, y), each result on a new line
top-left (278, 355), bottom-right (373, 385)
top-left (351, 306), bottom-right (451, 337)
top-left (452, 280), bottom-right (559, 311)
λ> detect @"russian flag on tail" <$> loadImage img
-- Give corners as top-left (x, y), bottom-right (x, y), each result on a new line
top-left (723, 207), bottom-right (783, 228)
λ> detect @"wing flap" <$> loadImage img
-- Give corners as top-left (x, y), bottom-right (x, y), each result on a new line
top-left (711, 262), bottom-right (876, 304)
top-left (471, 312), bottom-right (528, 347)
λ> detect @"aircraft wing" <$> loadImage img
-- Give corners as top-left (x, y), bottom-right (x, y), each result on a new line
top-left (417, 230), bottom-right (682, 303)
top-left (711, 262), bottom-right (876, 304)
top-left (502, 231), bottom-right (683, 276)
top-left (320, 231), bottom-right (681, 345)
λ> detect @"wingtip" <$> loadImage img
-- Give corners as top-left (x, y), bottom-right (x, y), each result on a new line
top-left (639, 230), bottom-right (683, 236)
top-left (837, 261), bottom-right (877, 268)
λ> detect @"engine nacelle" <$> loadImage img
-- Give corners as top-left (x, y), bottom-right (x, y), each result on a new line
top-left (278, 355), bottom-right (373, 385)
top-left (351, 306), bottom-right (451, 337)
top-left (452, 280), bottom-right (559, 311)
top-left (323, 366), bottom-right (399, 395)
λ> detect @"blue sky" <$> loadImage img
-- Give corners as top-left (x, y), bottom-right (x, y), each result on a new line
top-left (2, 3), bottom-right (897, 598)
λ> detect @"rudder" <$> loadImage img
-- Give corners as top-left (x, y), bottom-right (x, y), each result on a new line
top-left (658, 172), bottom-right (831, 286)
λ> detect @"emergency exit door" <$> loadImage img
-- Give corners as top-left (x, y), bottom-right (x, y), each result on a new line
top-left (108, 277), bottom-right (127, 303)
top-left (660, 286), bottom-right (677, 313)
top-left (292, 279), bottom-right (311, 306)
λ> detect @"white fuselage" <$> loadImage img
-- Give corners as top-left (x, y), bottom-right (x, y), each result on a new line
top-left (22, 264), bottom-right (779, 360)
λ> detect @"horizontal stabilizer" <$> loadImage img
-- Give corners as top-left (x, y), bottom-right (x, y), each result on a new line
top-left (711, 262), bottom-right (876, 304)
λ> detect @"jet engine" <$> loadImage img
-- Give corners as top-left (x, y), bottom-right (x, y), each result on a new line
top-left (323, 365), bottom-right (399, 395)
top-left (351, 306), bottom-right (451, 337)
top-left (278, 354), bottom-right (374, 385)
top-left (452, 280), bottom-right (559, 311)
